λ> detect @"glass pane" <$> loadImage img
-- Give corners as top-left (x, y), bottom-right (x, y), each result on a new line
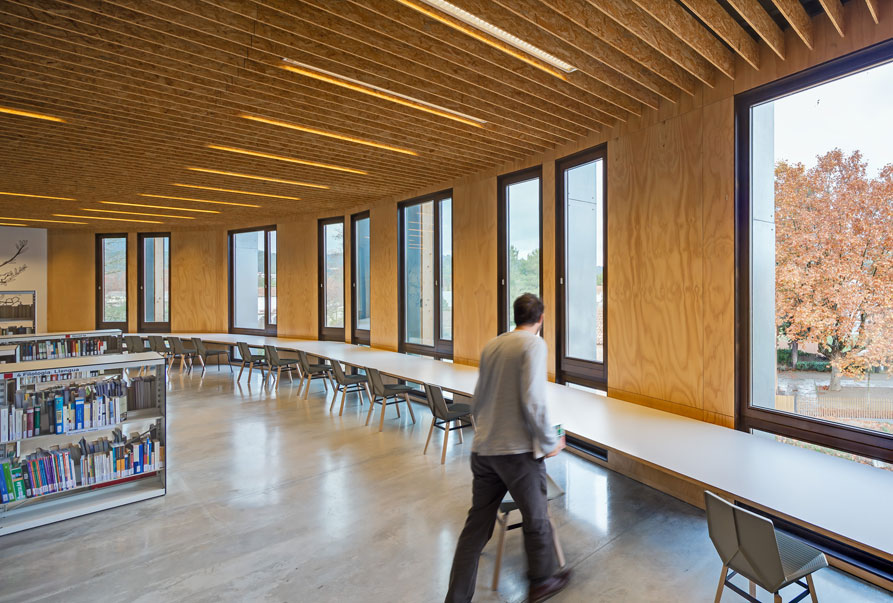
top-left (142, 236), bottom-right (170, 324)
top-left (233, 230), bottom-right (265, 330)
top-left (404, 201), bottom-right (435, 346)
top-left (753, 431), bottom-right (893, 472)
top-left (355, 217), bottom-right (371, 331)
top-left (101, 237), bottom-right (126, 324)
top-left (564, 159), bottom-right (604, 362)
top-left (750, 59), bottom-right (893, 438)
top-left (506, 177), bottom-right (541, 330)
top-left (324, 222), bottom-right (344, 329)
top-left (269, 230), bottom-right (277, 325)
top-left (440, 198), bottom-right (453, 341)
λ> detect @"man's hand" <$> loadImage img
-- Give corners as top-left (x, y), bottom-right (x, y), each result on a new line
top-left (545, 435), bottom-right (566, 458)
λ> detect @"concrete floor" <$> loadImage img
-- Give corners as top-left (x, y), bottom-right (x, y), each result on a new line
top-left (1, 367), bottom-right (890, 602)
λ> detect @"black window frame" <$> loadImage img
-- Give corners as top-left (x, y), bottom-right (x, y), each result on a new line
top-left (95, 233), bottom-right (128, 331)
top-left (398, 190), bottom-right (453, 360)
top-left (228, 225), bottom-right (277, 336)
top-left (555, 145), bottom-right (608, 390)
top-left (497, 166), bottom-right (543, 334)
top-left (351, 211), bottom-right (371, 345)
top-left (735, 39), bottom-right (893, 464)
top-left (318, 216), bottom-right (346, 342)
top-left (137, 232), bottom-right (171, 334)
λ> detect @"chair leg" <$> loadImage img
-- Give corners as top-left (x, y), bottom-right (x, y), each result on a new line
top-left (491, 512), bottom-right (508, 590)
top-left (365, 396), bottom-right (377, 426)
top-left (470, 415), bottom-right (477, 431)
top-left (441, 421), bottom-right (450, 464)
top-left (248, 362), bottom-right (253, 382)
top-left (276, 366), bottom-right (282, 389)
top-left (548, 512), bottom-right (565, 568)
top-left (395, 396), bottom-right (401, 418)
top-left (238, 360), bottom-right (245, 381)
top-left (338, 387), bottom-right (348, 416)
top-left (806, 574), bottom-right (818, 603)
top-left (424, 418), bottom-right (435, 454)
top-left (714, 564), bottom-right (727, 603)
top-left (403, 392), bottom-right (415, 423)
top-left (750, 581), bottom-right (757, 598)
top-left (362, 382), bottom-right (372, 406)
top-left (302, 376), bottom-right (311, 400)
top-left (774, 595), bottom-right (782, 603)
top-left (379, 396), bottom-right (387, 432)
top-left (288, 368), bottom-right (294, 383)
top-left (457, 421), bottom-right (464, 444)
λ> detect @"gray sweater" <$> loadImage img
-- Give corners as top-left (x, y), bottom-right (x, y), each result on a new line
top-left (470, 330), bottom-right (558, 457)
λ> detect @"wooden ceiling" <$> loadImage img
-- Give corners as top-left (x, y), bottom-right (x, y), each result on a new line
top-left (0, 0), bottom-right (875, 229)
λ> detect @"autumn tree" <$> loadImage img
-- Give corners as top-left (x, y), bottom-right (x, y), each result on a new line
top-left (776, 149), bottom-right (893, 390)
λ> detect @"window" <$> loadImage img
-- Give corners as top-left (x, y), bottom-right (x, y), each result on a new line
top-left (498, 167), bottom-right (542, 332)
top-left (351, 212), bottom-right (371, 345)
top-left (737, 42), bottom-right (893, 464)
top-left (229, 226), bottom-right (276, 335)
top-left (95, 234), bottom-right (128, 330)
top-left (556, 147), bottom-right (607, 388)
top-left (399, 191), bottom-right (452, 359)
top-left (137, 233), bottom-right (170, 333)
top-left (319, 217), bottom-right (345, 341)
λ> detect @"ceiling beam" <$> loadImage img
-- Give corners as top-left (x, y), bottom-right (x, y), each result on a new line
top-left (865, 0), bottom-right (879, 24)
top-left (725, 0), bottom-right (785, 59)
top-left (818, 0), bottom-right (846, 37)
top-left (677, 0), bottom-right (760, 69)
top-left (770, 0), bottom-right (815, 50)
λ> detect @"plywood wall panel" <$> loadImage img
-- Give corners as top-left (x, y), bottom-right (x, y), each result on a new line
top-left (170, 229), bottom-right (228, 333)
top-left (47, 230), bottom-right (94, 332)
top-left (370, 201), bottom-right (399, 350)
top-left (277, 218), bottom-right (318, 339)
top-left (541, 158), bottom-right (558, 380)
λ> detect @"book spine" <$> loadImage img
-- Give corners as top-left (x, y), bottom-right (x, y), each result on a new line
top-left (75, 398), bottom-right (84, 431)
top-left (0, 406), bottom-right (7, 443)
top-left (12, 466), bottom-right (25, 501)
top-left (0, 462), bottom-right (9, 503)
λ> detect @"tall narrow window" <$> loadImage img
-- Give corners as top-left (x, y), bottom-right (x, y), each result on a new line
top-left (319, 217), bottom-right (345, 341)
top-left (229, 226), bottom-right (276, 335)
top-left (351, 212), bottom-right (371, 345)
top-left (400, 192), bottom-right (453, 359)
top-left (95, 234), bottom-right (127, 330)
top-left (138, 233), bottom-right (170, 333)
top-left (498, 167), bottom-right (542, 332)
top-left (557, 147), bottom-right (607, 388)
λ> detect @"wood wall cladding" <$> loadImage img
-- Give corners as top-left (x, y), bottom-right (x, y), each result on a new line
top-left (46, 230), bottom-right (94, 332)
top-left (369, 200), bottom-right (399, 351)
top-left (277, 217), bottom-right (318, 339)
top-left (170, 229), bottom-right (227, 333)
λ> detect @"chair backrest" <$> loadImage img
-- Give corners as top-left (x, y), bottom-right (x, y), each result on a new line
top-left (366, 367), bottom-right (386, 396)
top-left (424, 383), bottom-right (451, 420)
top-left (191, 337), bottom-right (207, 356)
top-left (330, 359), bottom-right (347, 384)
top-left (297, 350), bottom-right (312, 373)
top-left (124, 335), bottom-right (144, 353)
top-left (148, 335), bottom-right (167, 353)
top-left (264, 345), bottom-right (281, 365)
top-left (237, 341), bottom-right (256, 362)
top-left (168, 336), bottom-right (186, 354)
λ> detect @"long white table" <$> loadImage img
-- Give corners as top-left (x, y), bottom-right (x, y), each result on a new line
top-left (138, 332), bottom-right (893, 565)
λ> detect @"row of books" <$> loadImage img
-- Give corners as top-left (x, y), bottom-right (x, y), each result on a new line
top-left (17, 369), bottom-right (101, 386)
top-left (0, 326), bottom-right (33, 336)
top-left (127, 376), bottom-right (158, 411)
top-left (16, 337), bottom-right (117, 361)
top-left (0, 304), bottom-right (34, 320)
top-left (0, 426), bottom-right (164, 503)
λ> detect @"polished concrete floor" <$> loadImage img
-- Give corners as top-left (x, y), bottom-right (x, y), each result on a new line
top-left (1, 367), bottom-right (890, 602)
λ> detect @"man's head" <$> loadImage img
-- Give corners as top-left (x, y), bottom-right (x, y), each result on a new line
top-left (513, 293), bottom-right (544, 330)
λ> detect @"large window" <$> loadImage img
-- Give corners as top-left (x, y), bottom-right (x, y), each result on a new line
top-left (229, 226), bottom-right (276, 335)
top-left (95, 234), bottom-right (127, 330)
top-left (351, 212), bottom-right (371, 345)
top-left (737, 42), bottom-right (893, 465)
top-left (557, 147), bottom-right (607, 388)
top-left (498, 167), bottom-right (542, 332)
top-left (400, 192), bottom-right (452, 359)
top-left (319, 217), bottom-right (345, 341)
top-left (138, 233), bottom-right (170, 333)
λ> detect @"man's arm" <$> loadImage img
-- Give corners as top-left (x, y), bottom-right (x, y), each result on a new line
top-left (519, 339), bottom-right (559, 455)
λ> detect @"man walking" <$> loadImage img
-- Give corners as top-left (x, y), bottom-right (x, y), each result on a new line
top-left (445, 293), bottom-right (571, 602)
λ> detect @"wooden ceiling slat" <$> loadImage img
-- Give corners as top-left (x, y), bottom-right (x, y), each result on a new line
top-left (770, 0), bottom-right (815, 49)
top-left (677, 0), bottom-right (760, 69)
top-left (865, 0), bottom-right (879, 24)
top-left (818, 0), bottom-right (846, 37)
top-left (724, 0), bottom-right (785, 59)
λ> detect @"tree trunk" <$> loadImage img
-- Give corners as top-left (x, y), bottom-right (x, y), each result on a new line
top-left (829, 363), bottom-right (843, 391)
top-left (791, 341), bottom-right (799, 368)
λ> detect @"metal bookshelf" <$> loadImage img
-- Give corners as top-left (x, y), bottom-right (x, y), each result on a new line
top-left (0, 329), bottom-right (123, 362)
top-left (0, 351), bottom-right (166, 536)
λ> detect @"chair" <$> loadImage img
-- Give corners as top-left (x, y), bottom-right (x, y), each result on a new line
top-left (297, 350), bottom-right (332, 400)
top-left (329, 360), bottom-right (370, 415)
top-left (167, 336), bottom-right (196, 371)
top-left (365, 367), bottom-right (416, 432)
top-left (236, 341), bottom-right (266, 382)
top-left (704, 491), bottom-right (827, 603)
top-left (192, 337), bottom-right (231, 376)
top-left (492, 473), bottom-right (566, 590)
top-left (124, 335), bottom-right (148, 353)
top-left (423, 383), bottom-right (475, 463)
top-left (264, 345), bottom-right (300, 388)
top-left (147, 335), bottom-right (172, 364)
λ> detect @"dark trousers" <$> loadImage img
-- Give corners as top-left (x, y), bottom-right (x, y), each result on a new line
top-left (445, 452), bottom-right (557, 603)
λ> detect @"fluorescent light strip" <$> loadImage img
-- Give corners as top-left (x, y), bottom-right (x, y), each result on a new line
top-left (0, 222), bottom-right (29, 227)
top-left (0, 216), bottom-right (87, 225)
top-left (206, 144), bottom-right (368, 175)
top-left (54, 214), bottom-right (162, 224)
top-left (81, 208), bottom-right (195, 220)
top-left (100, 201), bottom-right (220, 214)
top-left (238, 115), bottom-right (418, 156)
top-left (409, 0), bottom-right (575, 75)
top-left (0, 191), bottom-right (75, 200)
top-left (0, 106), bottom-right (66, 123)
top-left (280, 60), bottom-right (486, 128)
top-left (186, 166), bottom-right (329, 189)
top-left (171, 183), bottom-right (299, 201)
top-left (141, 193), bottom-right (261, 208)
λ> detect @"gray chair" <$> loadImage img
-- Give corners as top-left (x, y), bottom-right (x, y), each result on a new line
top-left (423, 383), bottom-right (474, 464)
top-left (492, 473), bottom-right (566, 590)
top-left (147, 335), bottom-right (172, 364)
top-left (192, 337), bottom-right (231, 375)
top-left (264, 345), bottom-right (299, 388)
top-left (329, 360), bottom-right (370, 415)
top-left (297, 350), bottom-right (332, 400)
top-left (365, 367), bottom-right (415, 432)
top-left (124, 335), bottom-right (148, 353)
top-left (168, 336), bottom-right (196, 371)
top-left (705, 491), bottom-right (827, 603)
top-left (236, 341), bottom-right (266, 382)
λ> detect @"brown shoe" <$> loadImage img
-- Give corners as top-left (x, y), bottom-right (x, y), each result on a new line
top-left (529, 568), bottom-right (572, 603)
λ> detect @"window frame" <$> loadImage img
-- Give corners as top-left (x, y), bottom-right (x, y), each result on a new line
top-left (94, 233), bottom-right (128, 331)
top-left (398, 190), bottom-right (454, 360)
top-left (318, 216), bottom-right (346, 342)
top-left (735, 40), bottom-right (893, 464)
top-left (497, 166), bottom-right (543, 334)
top-left (227, 225), bottom-right (277, 336)
top-left (137, 232), bottom-right (171, 333)
top-left (555, 145), bottom-right (608, 390)
top-left (351, 211), bottom-right (371, 345)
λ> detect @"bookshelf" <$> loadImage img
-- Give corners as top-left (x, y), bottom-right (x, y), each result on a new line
top-left (0, 329), bottom-right (123, 362)
top-left (0, 290), bottom-right (36, 336)
top-left (0, 351), bottom-right (166, 536)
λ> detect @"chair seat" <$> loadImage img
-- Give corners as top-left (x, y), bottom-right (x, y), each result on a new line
top-left (342, 374), bottom-right (367, 385)
top-left (204, 349), bottom-right (228, 356)
top-left (382, 383), bottom-right (415, 395)
top-left (249, 354), bottom-right (265, 361)
top-left (440, 403), bottom-right (472, 421)
top-left (777, 531), bottom-right (828, 584)
top-left (307, 364), bottom-right (329, 373)
top-left (500, 474), bottom-right (564, 513)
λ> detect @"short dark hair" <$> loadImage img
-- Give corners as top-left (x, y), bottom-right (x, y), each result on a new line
top-left (513, 293), bottom-right (544, 327)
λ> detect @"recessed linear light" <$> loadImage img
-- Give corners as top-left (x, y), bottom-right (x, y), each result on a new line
top-left (0, 222), bottom-right (30, 227)
top-left (101, 201), bottom-right (220, 214)
top-left (206, 144), bottom-right (368, 175)
top-left (54, 214), bottom-right (162, 224)
top-left (0, 191), bottom-right (75, 200)
top-left (403, 0), bottom-right (575, 77)
top-left (0, 106), bottom-right (66, 123)
top-left (141, 193), bottom-right (261, 208)
top-left (280, 59), bottom-right (486, 128)
top-left (171, 183), bottom-right (299, 201)
top-left (186, 166), bottom-right (329, 189)
top-left (0, 216), bottom-right (87, 225)
top-left (81, 208), bottom-right (195, 220)
top-left (238, 115), bottom-right (418, 156)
